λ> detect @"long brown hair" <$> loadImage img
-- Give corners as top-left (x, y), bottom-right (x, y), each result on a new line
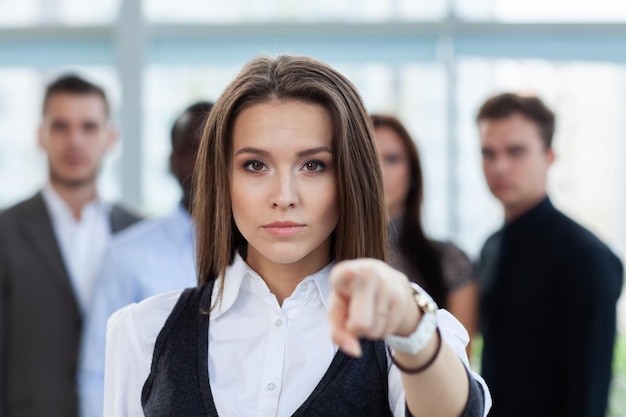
top-left (193, 55), bottom-right (388, 301)
top-left (370, 114), bottom-right (446, 307)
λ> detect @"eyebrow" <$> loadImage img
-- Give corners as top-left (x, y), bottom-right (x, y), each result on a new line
top-left (234, 146), bottom-right (332, 157)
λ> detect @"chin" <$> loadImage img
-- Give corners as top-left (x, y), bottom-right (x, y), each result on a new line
top-left (490, 189), bottom-right (515, 203)
top-left (249, 240), bottom-right (330, 270)
top-left (51, 170), bottom-right (98, 188)
top-left (63, 178), bottom-right (96, 188)
top-left (258, 249), bottom-right (312, 266)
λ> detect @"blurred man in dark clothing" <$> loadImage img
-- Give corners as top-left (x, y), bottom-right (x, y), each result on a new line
top-left (0, 75), bottom-right (140, 417)
top-left (476, 93), bottom-right (623, 417)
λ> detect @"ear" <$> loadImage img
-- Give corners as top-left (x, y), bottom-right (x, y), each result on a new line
top-left (546, 147), bottom-right (556, 167)
top-left (169, 152), bottom-right (176, 176)
top-left (37, 124), bottom-right (46, 150)
top-left (105, 126), bottom-right (119, 151)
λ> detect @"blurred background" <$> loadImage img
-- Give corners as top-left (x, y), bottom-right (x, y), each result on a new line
top-left (0, 0), bottom-right (625, 413)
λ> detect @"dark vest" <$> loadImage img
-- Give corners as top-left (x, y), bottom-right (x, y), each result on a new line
top-left (141, 281), bottom-right (394, 416)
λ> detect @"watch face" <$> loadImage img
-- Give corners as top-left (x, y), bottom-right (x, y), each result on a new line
top-left (414, 290), bottom-right (438, 313)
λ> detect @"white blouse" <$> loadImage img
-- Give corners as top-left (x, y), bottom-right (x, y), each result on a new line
top-left (103, 254), bottom-right (490, 417)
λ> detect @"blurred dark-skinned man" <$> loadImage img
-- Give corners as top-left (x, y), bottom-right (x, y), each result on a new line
top-left (78, 101), bottom-right (213, 417)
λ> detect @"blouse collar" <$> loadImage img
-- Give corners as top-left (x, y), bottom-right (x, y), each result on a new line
top-left (209, 252), bottom-right (334, 319)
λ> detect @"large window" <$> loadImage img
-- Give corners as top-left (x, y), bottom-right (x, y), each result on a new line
top-left (145, 0), bottom-right (446, 23)
top-left (457, 0), bottom-right (626, 21)
top-left (0, 0), bottom-right (120, 25)
top-left (0, 68), bottom-right (43, 207)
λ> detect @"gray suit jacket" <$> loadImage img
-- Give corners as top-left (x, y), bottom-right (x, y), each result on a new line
top-left (0, 192), bottom-right (141, 417)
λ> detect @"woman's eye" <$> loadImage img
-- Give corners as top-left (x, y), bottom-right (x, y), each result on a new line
top-left (302, 160), bottom-right (324, 172)
top-left (244, 160), bottom-right (266, 171)
top-left (383, 154), bottom-right (402, 165)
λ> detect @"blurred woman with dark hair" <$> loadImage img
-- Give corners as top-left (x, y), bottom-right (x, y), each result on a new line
top-left (372, 114), bottom-right (478, 354)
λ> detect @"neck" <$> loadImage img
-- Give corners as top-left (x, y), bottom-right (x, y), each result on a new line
top-left (49, 180), bottom-right (98, 221)
top-left (181, 194), bottom-right (192, 213)
top-left (257, 263), bottom-right (306, 305)
top-left (387, 204), bottom-right (404, 220)
top-left (246, 247), bottom-right (330, 305)
top-left (504, 193), bottom-right (547, 222)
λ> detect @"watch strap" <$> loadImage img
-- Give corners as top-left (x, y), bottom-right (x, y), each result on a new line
top-left (384, 283), bottom-right (438, 355)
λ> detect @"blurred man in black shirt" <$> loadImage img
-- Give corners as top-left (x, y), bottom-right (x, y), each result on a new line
top-left (477, 93), bottom-right (623, 417)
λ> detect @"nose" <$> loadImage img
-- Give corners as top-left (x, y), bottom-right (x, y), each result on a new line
top-left (378, 158), bottom-right (390, 181)
top-left (270, 170), bottom-right (298, 209)
top-left (493, 157), bottom-right (510, 174)
top-left (488, 155), bottom-right (509, 175)
top-left (67, 127), bottom-right (83, 147)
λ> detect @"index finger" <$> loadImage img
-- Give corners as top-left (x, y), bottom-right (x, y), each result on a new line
top-left (329, 260), bottom-right (379, 334)
top-left (328, 291), bottom-right (362, 357)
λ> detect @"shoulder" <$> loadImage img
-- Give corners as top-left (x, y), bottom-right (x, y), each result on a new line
top-left (104, 215), bottom-right (181, 265)
top-left (108, 290), bottom-right (185, 350)
top-left (110, 217), bottom-right (167, 248)
top-left (0, 204), bottom-right (17, 228)
top-left (103, 289), bottom-right (187, 413)
top-left (435, 241), bottom-right (471, 262)
top-left (0, 193), bottom-right (42, 217)
top-left (479, 229), bottom-right (503, 258)
top-left (109, 203), bottom-right (143, 231)
top-left (548, 210), bottom-right (623, 292)
top-left (550, 209), bottom-right (620, 263)
top-left (0, 193), bottom-right (43, 230)
top-left (481, 229), bottom-right (502, 249)
top-left (110, 202), bottom-right (141, 218)
top-left (434, 241), bottom-right (475, 289)
top-left (113, 289), bottom-right (184, 320)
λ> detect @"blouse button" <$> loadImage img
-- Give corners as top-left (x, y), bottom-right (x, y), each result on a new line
top-left (275, 319), bottom-right (283, 327)
top-left (266, 383), bottom-right (276, 391)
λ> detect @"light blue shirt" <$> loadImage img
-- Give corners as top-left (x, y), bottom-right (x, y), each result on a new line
top-left (78, 204), bottom-right (196, 417)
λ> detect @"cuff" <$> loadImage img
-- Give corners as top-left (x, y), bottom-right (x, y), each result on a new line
top-left (404, 367), bottom-right (485, 417)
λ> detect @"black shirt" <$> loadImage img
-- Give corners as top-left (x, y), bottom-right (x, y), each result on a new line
top-left (479, 197), bottom-right (623, 417)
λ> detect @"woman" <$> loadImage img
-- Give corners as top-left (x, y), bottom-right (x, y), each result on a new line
top-left (371, 115), bottom-right (478, 354)
top-left (103, 55), bottom-right (490, 417)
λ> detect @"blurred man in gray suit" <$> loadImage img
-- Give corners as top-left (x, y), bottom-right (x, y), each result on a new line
top-left (0, 75), bottom-right (140, 417)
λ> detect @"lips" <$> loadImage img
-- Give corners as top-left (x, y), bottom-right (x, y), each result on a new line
top-left (263, 221), bottom-right (305, 238)
top-left (62, 154), bottom-right (86, 167)
top-left (491, 183), bottom-right (512, 192)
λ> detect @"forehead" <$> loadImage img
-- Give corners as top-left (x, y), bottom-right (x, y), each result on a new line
top-left (232, 99), bottom-right (332, 146)
top-left (44, 93), bottom-right (108, 122)
top-left (374, 126), bottom-right (405, 151)
top-left (478, 113), bottom-right (543, 148)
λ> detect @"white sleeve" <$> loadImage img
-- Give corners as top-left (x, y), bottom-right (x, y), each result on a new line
top-left (78, 244), bottom-right (135, 417)
top-left (388, 309), bottom-right (492, 417)
top-left (102, 291), bottom-right (181, 417)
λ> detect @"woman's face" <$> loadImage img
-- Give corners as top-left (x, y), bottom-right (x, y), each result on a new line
top-left (230, 99), bottom-right (339, 275)
top-left (373, 126), bottom-right (411, 219)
